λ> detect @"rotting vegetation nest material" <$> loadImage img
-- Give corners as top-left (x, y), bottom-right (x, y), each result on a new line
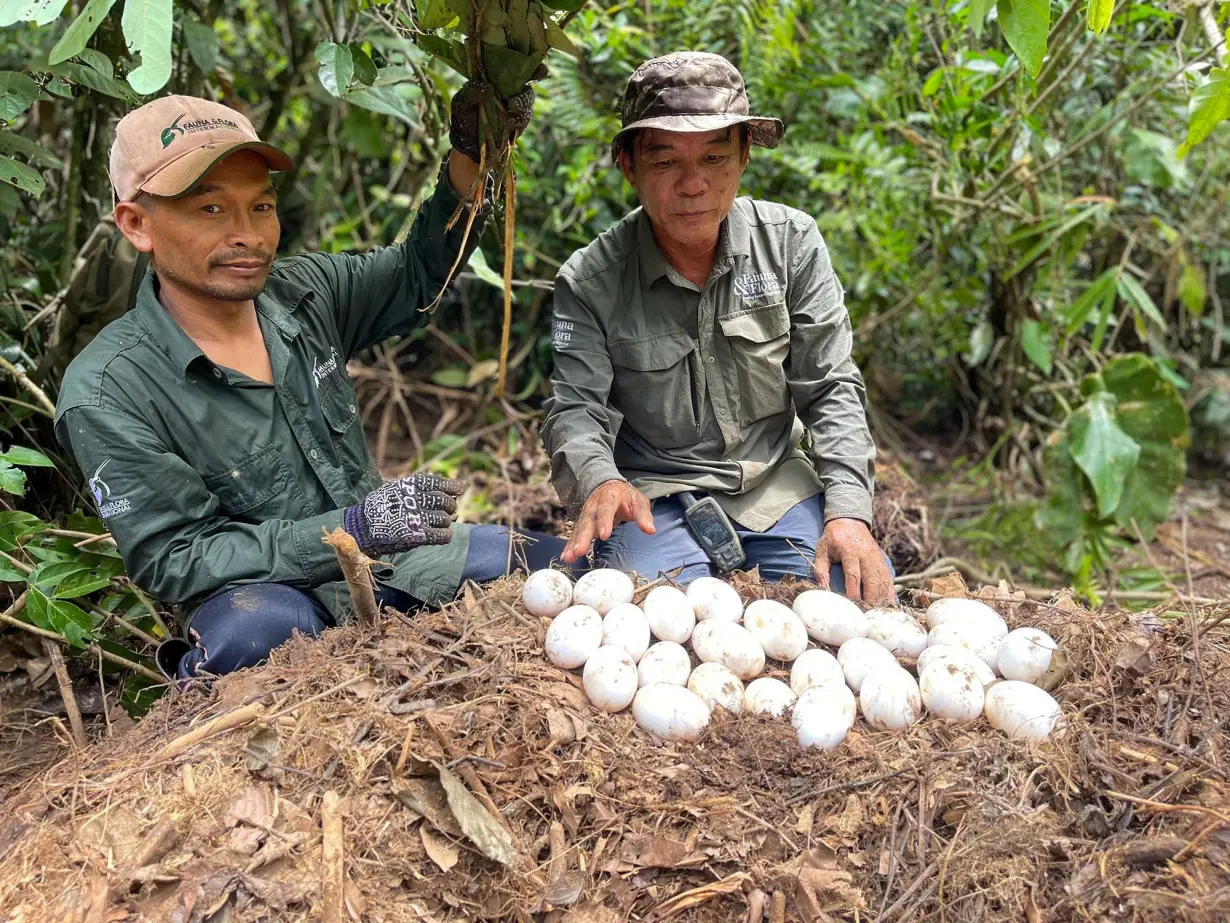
top-left (1, 574), bottom-right (1227, 922)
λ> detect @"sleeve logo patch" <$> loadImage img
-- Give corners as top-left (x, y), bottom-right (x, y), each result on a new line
top-left (552, 319), bottom-right (574, 349)
top-left (90, 460), bottom-right (131, 519)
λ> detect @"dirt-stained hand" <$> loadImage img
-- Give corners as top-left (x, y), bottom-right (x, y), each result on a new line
top-left (814, 518), bottom-right (894, 606)
top-left (562, 479), bottom-right (656, 564)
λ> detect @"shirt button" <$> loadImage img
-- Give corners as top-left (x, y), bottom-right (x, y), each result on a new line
top-left (707, 356), bottom-right (715, 364)
top-left (349, 404), bottom-right (356, 413)
top-left (719, 409), bottom-right (728, 417)
top-left (310, 449), bottom-right (319, 460)
top-left (212, 369), bottom-right (223, 379)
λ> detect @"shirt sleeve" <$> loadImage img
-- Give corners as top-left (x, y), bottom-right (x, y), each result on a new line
top-left (539, 271), bottom-right (625, 513)
top-left (56, 403), bottom-right (345, 608)
top-left (281, 162), bottom-right (488, 358)
top-left (784, 218), bottom-right (877, 525)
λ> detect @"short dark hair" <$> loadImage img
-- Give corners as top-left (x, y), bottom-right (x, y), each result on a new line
top-left (617, 123), bottom-right (750, 162)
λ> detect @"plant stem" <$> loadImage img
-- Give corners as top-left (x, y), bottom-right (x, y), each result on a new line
top-left (0, 356), bottom-right (57, 416)
top-left (44, 639), bottom-right (87, 749)
top-left (495, 164), bottom-right (516, 397)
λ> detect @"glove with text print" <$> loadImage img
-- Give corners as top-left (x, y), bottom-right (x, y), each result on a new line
top-left (343, 474), bottom-right (466, 558)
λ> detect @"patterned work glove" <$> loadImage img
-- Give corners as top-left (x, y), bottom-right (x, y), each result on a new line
top-left (449, 80), bottom-right (536, 165)
top-left (343, 474), bottom-right (466, 558)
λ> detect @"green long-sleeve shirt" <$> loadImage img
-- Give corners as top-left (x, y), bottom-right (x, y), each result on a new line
top-left (541, 198), bottom-right (876, 532)
top-left (54, 171), bottom-right (484, 623)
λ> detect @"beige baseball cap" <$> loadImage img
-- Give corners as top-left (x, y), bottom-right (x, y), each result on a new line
top-left (109, 95), bottom-right (293, 203)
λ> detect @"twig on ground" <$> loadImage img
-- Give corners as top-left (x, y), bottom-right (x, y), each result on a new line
top-left (44, 640), bottom-right (86, 750)
top-left (321, 791), bottom-right (346, 923)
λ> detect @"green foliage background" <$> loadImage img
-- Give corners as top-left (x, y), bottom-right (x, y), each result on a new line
top-left (0, 0), bottom-right (1227, 690)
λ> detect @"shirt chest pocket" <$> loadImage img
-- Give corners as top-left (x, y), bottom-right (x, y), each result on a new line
top-left (719, 301), bottom-right (792, 425)
top-left (203, 445), bottom-right (298, 521)
top-left (318, 377), bottom-right (369, 483)
top-left (608, 333), bottom-right (700, 449)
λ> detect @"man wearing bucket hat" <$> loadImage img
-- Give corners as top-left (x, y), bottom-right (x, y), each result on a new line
top-left (54, 87), bottom-right (568, 680)
top-left (541, 52), bottom-right (893, 603)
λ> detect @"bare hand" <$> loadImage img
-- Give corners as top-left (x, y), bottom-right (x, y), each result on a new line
top-left (562, 480), bottom-right (656, 563)
top-left (814, 518), bottom-right (894, 606)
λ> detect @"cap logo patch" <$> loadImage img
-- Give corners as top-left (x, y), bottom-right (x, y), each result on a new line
top-left (160, 112), bottom-right (241, 148)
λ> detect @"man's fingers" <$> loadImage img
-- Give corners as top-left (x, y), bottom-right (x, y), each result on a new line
top-left (592, 495), bottom-right (622, 542)
top-left (841, 549), bottom-right (863, 601)
top-left (423, 526), bottom-right (454, 547)
top-left (863, 552), bottom-right (895, 606)
top-left (563, 518), bottom-right (596, 563)
top-left (421, 491), bottom-right (458, 514)
top-left (813, 538), bottom-right (831, 589)
top-left (424, 509), bottom-right (453, 529)
top-left (631, 491), bottom-right (656, 535)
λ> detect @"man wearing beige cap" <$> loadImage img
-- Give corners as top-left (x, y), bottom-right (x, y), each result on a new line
top-left (55, 89), bottom-right (568, 680)
top-left (542, 52), bottom-right (894, 603)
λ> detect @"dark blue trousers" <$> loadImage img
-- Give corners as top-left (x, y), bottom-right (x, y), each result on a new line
top-left (176, 524), bottom-right (567, 679)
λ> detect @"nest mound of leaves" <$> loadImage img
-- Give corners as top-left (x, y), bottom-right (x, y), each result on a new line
top-left (2, 575), bottom-right (1227, 922)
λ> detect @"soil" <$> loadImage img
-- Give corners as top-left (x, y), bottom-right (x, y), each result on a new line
top-left (1, 575), bottom-right (1227, 922)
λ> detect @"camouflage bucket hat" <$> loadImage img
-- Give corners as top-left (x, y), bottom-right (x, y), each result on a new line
top-left (611, 52), bottom-right (784, 161)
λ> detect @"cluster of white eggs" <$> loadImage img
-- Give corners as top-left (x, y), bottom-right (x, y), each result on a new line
top-left (524, 568), bottom-right (1063, 750)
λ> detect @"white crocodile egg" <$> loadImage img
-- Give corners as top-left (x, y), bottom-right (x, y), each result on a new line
top-left (865, 608), bottom-right (928, 658)
top-left (543, 605), bottom-right (603, 670)
top-left (632, 684), bottom-right (710, 741)
top-left (572, 568), bottom-right (635, 615)
top-left (601, 603), bottom-right (651, 663)
top-left (522, 569), bottom-right (575, 618)
top-left (686, 576), bottom-right (744, 623)
top-left (792, 684), bottom-right (857, 750)
top-left (637, 641), bottom-right (692, 688)
top-left (793, 590), bottom-right (868, 645)
top-left (743, 677), bottom-right (797, 717)
top-left (837, 637), bottom-right (901, 694)
top-left (687, 662), bottom-right (744, 715)
top-left (582, 646), bottom-right (639, 713)
top-left (789, 648), bottom-right (845, 696)
top-left (690, 620), bottom-right (765, 680)
top-left (916, 644), bottom-right (996, 686)
top-left (643, 585), bottom-right (696, 643)
top-left (996, 628), bottom-right (1057, 684)
top-left (919, 660), bottom-right (985, 722)
top-left (984, 681), bottom-right (1063, 741)
top-left (927, 621), bottom-right (1005, 674)
top-left (860, 669), bottom-right (923, 731)
top-left (744, 599), bottom-right (809, 662)
top-left (925, 597), bottom-right (1008, 635)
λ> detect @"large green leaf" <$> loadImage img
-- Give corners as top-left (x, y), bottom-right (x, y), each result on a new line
top-left (1020, 319), bottom-right (1052, 375)
top-left (316, 41), bottom-right (354, 96)
top-left (1178, 261), bottom-right (1205, 316)
top-left (0, 446), bottom-right (54, 467)
top-left (1100, 354), bottom-right (1190, 539)
top-left (0, 0), bottom-right (66, 27)
top-left (48, 0), bottom-right (119, 66)
top-left (968, 0), bottom-right (995, 38)
top-left (481, 42), bottom-right (544, 98)
top-left (0, 131), bottom-right (62, 168)
top-left (122, 0), bottom-right (174, 95)
top-left (415, 0), bottom-right (457, 30)
top-left (416, 34), bottom-right (470, 79)
top-left (183, 17), bottom-right (219, 74)
top-left (29, 559), bottom-right (87, 592)
top-left (42, 60), bottom-right (138, 101)
top-left (78, 48), bottom-right (112, 78)
top-left (0, 459), bottom-right (26, 495)
top-left (26, 586), bottom-right (95, 647)
top-left (1069, 391), bottom-right (1140, 518)
top-left (349, 44), bottom-right (378, 86)
top-left (1086, 0), bottom-right (1113, 34)
top-left (996, 0), bottom-right (1049, 78)
top-left (0, 154), bottom-right (44, 196)
top-left (1179, 68), bottom-right (1229, 157)
top-left (346, 85), bottom-right (420, 127)
top-left (0, 71), bottom-right (43, 123)
top-left (53, 567), bottom-right (113, 599)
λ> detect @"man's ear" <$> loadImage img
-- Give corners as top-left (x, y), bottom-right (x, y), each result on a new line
top-left (113, 200), bottom-right (155, 254)
top-left (617, 147), bottom-right (636, 186)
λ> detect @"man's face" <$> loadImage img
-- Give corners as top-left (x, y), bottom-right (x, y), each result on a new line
top-left (619, 127), bottom-right (749, 250)
top-left (116, 150), bottom-right (280, 302)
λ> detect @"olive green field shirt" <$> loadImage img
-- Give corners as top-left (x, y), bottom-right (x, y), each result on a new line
top-left (541, 198), bottom-right (875, 532)
top-left (54, 173), bottom-right (483, 623)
